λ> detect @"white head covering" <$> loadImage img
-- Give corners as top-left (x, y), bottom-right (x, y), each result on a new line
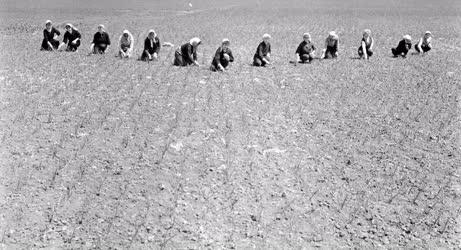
top-left (262, 33), bottom-right (271, 40)
top-left (403, 34), bottom-right (412, 40)
top-left (148, 29), bottom-right (156, 37)
top-left (303, 33), bottom-right (311, 39)
top-left (45, 20), bottom-right (52, 25)
top-left (123, 29), bottom-right (129, 34)
top-left (190, 37), bottom-right (201, 45)
top-left (222, 38), bottom-right (230, 45)
top-left (425, 31), bottom-right (432, 36)
top-left (363, 29), bottom-right (371, 35)
top-left (329, 31), bottom-right (338, 39)
top-left (98, 24), bottom-right (105, 30)
top-left (65, 23), bottom-right (77, 31)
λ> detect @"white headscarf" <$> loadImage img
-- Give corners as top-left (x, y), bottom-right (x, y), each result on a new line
top-left (190, 37), bottom-right (201, 45)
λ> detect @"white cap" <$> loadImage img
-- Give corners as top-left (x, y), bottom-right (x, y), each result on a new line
top-left (303, 33), bottom-right (311, 38)
top-left (45, 20), bottom-right (52, 25)
top-left (123, 29), bottom-right (129, 34)
top-left (222, 38), bottom-right (230, 44)
top-left (262, 33), bottom-right (271, 39)
top-left (403, 34), bottom-right (412, 40)
top-left (425, 31), bottom-right (432, 35)
top-left (329, 31), bottom-right (338, 39)
top-left (190, 37), bottom-right (201, 45)
top-left (363, 29), bottom-right (371, 35)
top-left (98, 24), bottom-right (105, 29)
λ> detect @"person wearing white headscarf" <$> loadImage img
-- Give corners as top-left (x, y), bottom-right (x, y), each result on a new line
top-left (391, 34), bottom-right (412, 57)
top-left (60, 23), bottom-right (81, 52)
top-left (90, 24), bottom-right (111, 54)
top-left (41, 20), bottom-right (61, 51)
top-left (358, 29), bottom-right (374, 59)
top-left (210, 38), bottom-right (234, 71)
top-left (141, 29), bottom-right (161, 61)
top-left (321, 31), bottom-right (339, 59)
top-left (173, 37), bottom-right (201, 66)
top-left (295, 33), bottom-right (316, 64)
top-left (118, 30), bottom-right (134, 58)
top-left (253, 33), bottom-right (271, 66)
top-left (415, 31), bottom-right (432, 54)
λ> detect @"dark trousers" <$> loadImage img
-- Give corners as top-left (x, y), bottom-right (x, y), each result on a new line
top-left (391, 47), bottom-right (409, 57)
top-left (173, 51), bottom-right (193, 66)
top-left (66, 40), bottom-right (81, 52)
top-left (358, 47), bottom-right (373, 57)
top-left (253, 55), bottom-right (267, 67)
top-left (300, 54), bottom-right (314, 63)
top-left (324, 47), bottom-right (337, 59)
top-left (93, 44), bottom-right (108, 54)
top-left (415, 44), bottom-right (431, 53)
top-left (141, 50), bottom-right (154, 61)
top-left (210, 58), bottom-right (230, 71)
top-left (41, 39), bottom-right (60, 51)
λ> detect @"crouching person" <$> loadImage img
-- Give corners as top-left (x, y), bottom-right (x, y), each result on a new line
top-left (391, 35), bottom-right (412, 58)
top-left (118, 30), bottom-right (134, 58)
top-left (415, 31), bottom-right (432, 54)
top-left (90, 24), bottom-right (111, 54)
top-left (41, 20), bottom-right (60, 51)
top-left (321, 31), bottom-right (339, 59)
top-left (60, 23), bottom-right (81, 52)
top-left (358, 29), bottom-right (374, 59)
top-left (295, 33), bottom-right (316, 64)
top-left (210, 39), bottom-right (234, 72)
top-left (141, 30), bottom-right (161, 61)
top-left (173, 37), bottom-right (201, 66)
top-left (253, 34), bottom-right (271, 66)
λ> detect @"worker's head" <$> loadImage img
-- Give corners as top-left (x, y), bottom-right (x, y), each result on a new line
top-left (148, 29), bottom-right (156, 39)
top-left (424, 31), bottom-right (432, 38)
top-left (363, 29), bottom-right (371, 38)
top-left (403, 34), bottom-right (412, 43)
top-left (190, 37), bottom-right (201, 47)
top-left (45, 20), bottom-right (52, 29)
top-left (98, 24), bottom-right (105, 33)
top-left (329, 31), bottom-right (338, 40)
top-left (303, 33), bottom-right (311, 42)
top-left (65, 23), bottom-right (73, 32)
top-left (262, 33), bottom-right (271, 44)
top-left (222, 38), bottom-right (230, 49)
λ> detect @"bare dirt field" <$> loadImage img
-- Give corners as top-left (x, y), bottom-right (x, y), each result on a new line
top-left (0, 0), bottom-right (460, 249)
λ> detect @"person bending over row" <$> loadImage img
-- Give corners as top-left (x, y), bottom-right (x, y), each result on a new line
top-left (41, 20), bottom-right (60, 51)
top-left (358, 29), bottom-right (373, 59)
top-left (253, 34), bottom-right (271, 67)
top-left (415, 31), bottom-right (432, 54)
top-left (321, 31), bottom-right (339, 59)
top-left (118, 30), bottom-right (134, 58)
top-left (90, 24), bottom-right (111, 54)
top-left (392, 35), bottom-right (412, 58)
top-left (173, 37), bottom-right (201, 66)
top-left (295, 33), bottom-right (316, 64)
top-left (60, 23), bottom-right (81, 52)
top-left (141, 30), bottom-right (161, 61)
top-left (210, 38), bottom-right (234, 71)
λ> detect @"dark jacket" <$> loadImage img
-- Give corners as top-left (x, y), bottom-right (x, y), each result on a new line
top-left (92, 31), bottom-right (110, 46)
top-left (254, 41), bottom-right (271, 59)
top-left (396, 39), bottom-right (411, 52)
top-left (211, 47), bottom-right (234, 68)
top-left (296, 40), bottom-right (315, 55)
top-left (63, 29), bottom-right (81, 44)
top-left (43, 28), bottom-right (60, 43)
top-left (144, 37), bottom-right (161, 54)
top-left (179, 43), bottom-right (197, 65)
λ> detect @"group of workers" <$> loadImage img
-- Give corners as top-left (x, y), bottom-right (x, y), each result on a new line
top-left (41, 20), bottom-right (433, 71)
